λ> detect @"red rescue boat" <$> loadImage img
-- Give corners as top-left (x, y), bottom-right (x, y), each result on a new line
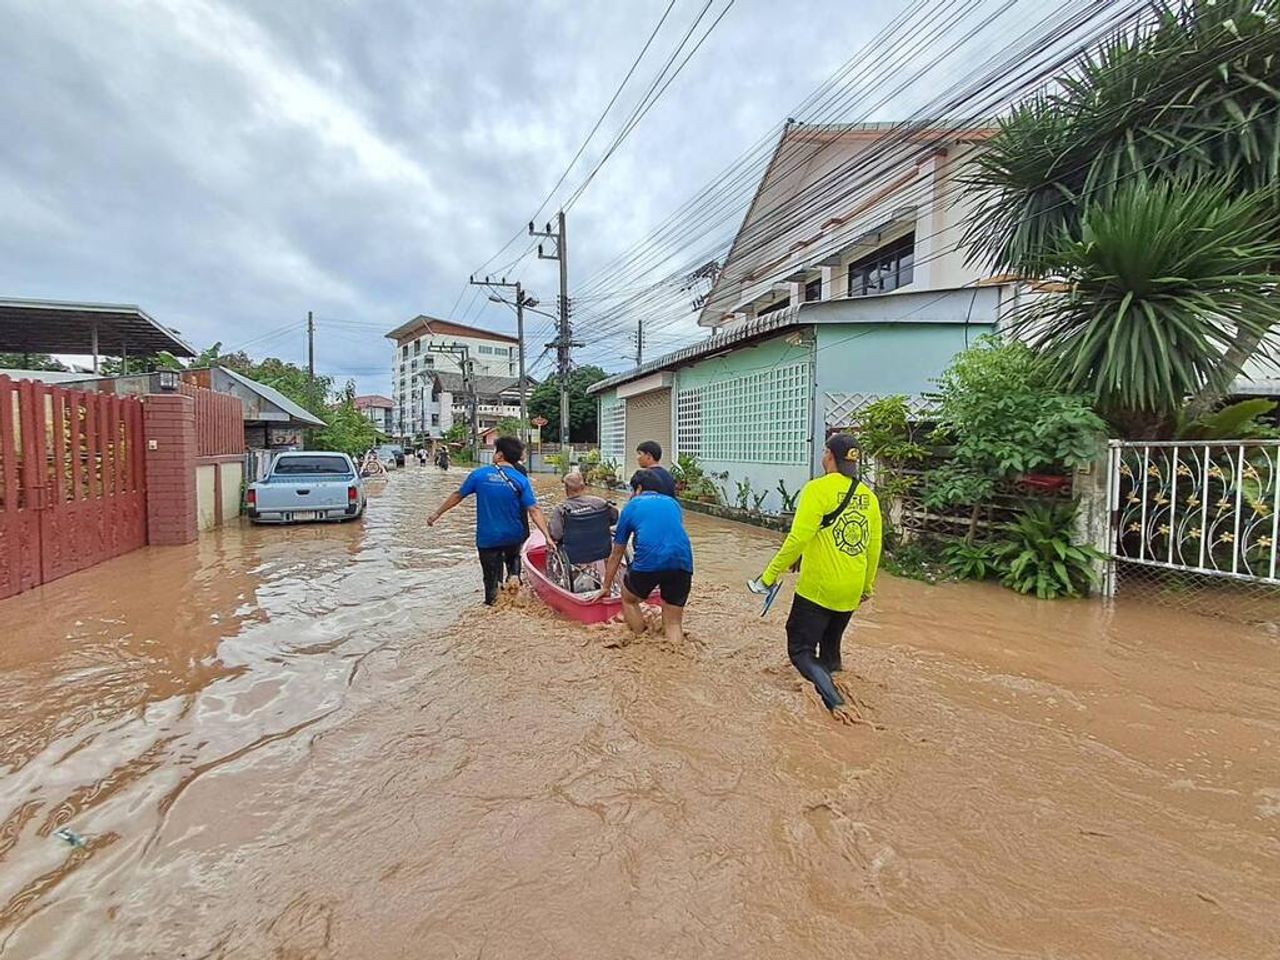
top-left (522, 532), bottom-right (656, 624)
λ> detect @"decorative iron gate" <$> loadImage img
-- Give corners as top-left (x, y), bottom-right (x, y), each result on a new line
top-left (1108, 439), bottom-right (1280, 587)
top-left (0, 376), bottom-right (147, 601)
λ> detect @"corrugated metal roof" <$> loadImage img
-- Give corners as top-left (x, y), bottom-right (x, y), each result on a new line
top-left (436, 371), bottom-right (535, 398)
top-left (0, 297), bottom-right (196, 356)
top-left (218, 366), bottom-right (327, 427)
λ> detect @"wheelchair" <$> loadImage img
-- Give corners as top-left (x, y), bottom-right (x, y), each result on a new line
top-left (546, 504), bottom-right (616, 595)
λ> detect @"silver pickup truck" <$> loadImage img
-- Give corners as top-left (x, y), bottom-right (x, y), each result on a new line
top-left (246, 451), bottom-right (366, 524)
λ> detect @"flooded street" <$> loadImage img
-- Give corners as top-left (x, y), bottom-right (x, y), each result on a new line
top-left (2, 466), bottom-right (1278, 959)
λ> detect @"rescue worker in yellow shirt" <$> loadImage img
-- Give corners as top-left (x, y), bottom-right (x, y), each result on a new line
top-left (749, 434), bottom-right (883, 726)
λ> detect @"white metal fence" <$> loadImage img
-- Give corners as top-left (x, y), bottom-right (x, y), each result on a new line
top-left (1105, 440), bottom-right (1280, 621)
top-left (1108, 439), bottom-right (1280, 585)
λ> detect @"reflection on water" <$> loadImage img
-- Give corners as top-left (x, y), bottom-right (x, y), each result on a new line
top-left (1, 467), bottom-right (1278, 959)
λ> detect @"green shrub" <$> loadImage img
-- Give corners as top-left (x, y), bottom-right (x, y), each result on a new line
top-left (776, 479), bottom-right (799, 513)
top-left (990, 502), bottom-right (1101, 599)
top-left (671, 454), bottom-right (725, 504)
top-left (940, 540), bottom-right (1002, 581)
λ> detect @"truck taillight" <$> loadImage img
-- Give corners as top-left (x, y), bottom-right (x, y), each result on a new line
top-left (348, 485), bottom-right (358, 502)
top-left (246, 488), bottom-right (256, 506)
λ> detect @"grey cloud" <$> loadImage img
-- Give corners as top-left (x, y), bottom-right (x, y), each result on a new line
top-left (1, 0), bottom-right (900, 392)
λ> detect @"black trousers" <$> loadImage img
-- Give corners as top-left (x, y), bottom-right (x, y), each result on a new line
top-left (478, 544), bottom-right (522, 605)
top-left (785, 594), bottom-right (853, 709)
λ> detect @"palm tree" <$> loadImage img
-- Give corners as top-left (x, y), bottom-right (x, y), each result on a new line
top-left (964, 0), bottom-right (1280, 434)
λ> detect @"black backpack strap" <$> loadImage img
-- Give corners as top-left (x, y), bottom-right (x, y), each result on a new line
top-left (821, 479), bottom-right (858, 529)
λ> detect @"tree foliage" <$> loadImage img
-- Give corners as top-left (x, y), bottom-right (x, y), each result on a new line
top-left (200, 344), bottom-right (332, 423)
top-left (964, 0), bottom-right (1280, 432)
top-left (1014, 179), bottom-right (1280, 431)
top-left (528, 365), bottom-right (608, 442)
top-left (313, 381), bottom-right (378, 456)
top-left (924, 338), bottom-right (1105, 512)
top-left (0, 353), bottom-right (68, 372)
top-left (965, 0), bottom-right (1280, 271)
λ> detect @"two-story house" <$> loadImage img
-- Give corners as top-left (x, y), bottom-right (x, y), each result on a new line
top-left (588, 121), bottom-right (1022, 511)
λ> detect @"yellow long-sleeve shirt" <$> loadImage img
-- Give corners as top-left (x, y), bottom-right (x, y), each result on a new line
top-left (762, 474), bottom-right (882, 613)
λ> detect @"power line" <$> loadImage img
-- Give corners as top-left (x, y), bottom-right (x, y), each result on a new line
top-left (449, 0), bottom-right (697, 320)
top-left (562, 0), bottom-right (1148, 354)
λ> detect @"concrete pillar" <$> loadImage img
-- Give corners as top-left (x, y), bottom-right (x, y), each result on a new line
top-left (1074, 437), bottom-right (1114, 597)
top-left (143, 393), bottom-right (197, 546)
top-left (822, 263), bottom-right (847, 300)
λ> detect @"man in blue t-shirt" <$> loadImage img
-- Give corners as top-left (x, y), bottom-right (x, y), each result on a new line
top-left (428, 436), bottom-right (553, 605)
top-left (627, 440), bottom-right (677, 498)
top-left (596, 468), bottom-right (694, 643)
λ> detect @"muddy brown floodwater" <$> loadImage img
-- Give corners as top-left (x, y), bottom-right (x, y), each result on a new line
top-left (1, 466), bottom-right (1279, 959)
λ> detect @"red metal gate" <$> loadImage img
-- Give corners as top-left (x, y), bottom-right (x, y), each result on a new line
top-left (0, 376), bottom-right (147, 601)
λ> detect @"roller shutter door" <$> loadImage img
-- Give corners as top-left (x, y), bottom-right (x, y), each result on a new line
top-left (624, 389), bottom-right (673, 476)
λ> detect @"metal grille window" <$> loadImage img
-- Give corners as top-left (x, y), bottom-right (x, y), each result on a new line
top-left (679, 362), bottom-right (809, 465)
top-left (599, 395), bottom-right (627, 462)
top-left (676, 389), bottom-right (702, 459)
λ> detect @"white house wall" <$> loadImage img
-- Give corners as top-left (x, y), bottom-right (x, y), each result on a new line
top-left (704, 127), bottom-right (992, 328)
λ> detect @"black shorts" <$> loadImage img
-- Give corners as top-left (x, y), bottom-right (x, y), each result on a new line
top-left (623, 568), bottom-right (693, 607)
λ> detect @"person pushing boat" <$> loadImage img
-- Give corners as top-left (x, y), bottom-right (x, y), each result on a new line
top-left (595, 468), bottom-right (693, 643)
top-left (428, 436), bottom-right (553, 606)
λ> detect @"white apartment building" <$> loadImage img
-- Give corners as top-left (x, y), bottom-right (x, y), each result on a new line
top-left (384, 315), bottom-right (520, 437)
top-left (353, 395), bottom-right (394, 435)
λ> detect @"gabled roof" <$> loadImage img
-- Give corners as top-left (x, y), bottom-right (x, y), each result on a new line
top-left (697, 121), bottom-right (994, 328)
top-left (217, 366), bottom-right (327, 428)
top-left (354, 394), bottom-right (394, 409)
top-left (435, 371), bottom-right (535, 399)
top-left (384, 314), bottom-right (519, 345)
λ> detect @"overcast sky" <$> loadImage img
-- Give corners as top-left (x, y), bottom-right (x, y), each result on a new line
top-left (1, 0), bottom-right (919, 394)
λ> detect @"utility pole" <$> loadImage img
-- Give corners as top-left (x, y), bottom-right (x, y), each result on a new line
top-left (471, 274), bottom-right (531, 444)
top-left (427, 343), bottom-right (478, 453)
top-left (531, 212), bottom-right (579, 464)
top-left (635, 319), bottom-right (644, 367)
top-left (307, 310), bottom-right (315, 379)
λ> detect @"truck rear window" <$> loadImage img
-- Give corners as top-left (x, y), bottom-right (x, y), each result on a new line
top-left (273, 456), bottom-right (351, 476)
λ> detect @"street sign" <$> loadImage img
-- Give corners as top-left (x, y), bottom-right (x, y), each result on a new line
top-left (532, 416), bottom-right (548, 427)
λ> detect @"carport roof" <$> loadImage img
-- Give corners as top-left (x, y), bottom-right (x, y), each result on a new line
top-left (0, 297), bottom-right (196, 357)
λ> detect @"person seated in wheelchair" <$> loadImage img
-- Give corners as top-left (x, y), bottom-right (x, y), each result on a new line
top-left (547, 472), bottom-right (619, 594)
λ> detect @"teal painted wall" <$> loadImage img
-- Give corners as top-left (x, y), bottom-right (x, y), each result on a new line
top-left (814, 322), bottom-right (993, 398)
top-left (812, 321), bottom-right (991, 474)
top-left (594, 323), bottom-right (989, 513)
top-left (674, 334), bottom-right (811, 390)
top-left (673, 333), bottom-right (814, 513)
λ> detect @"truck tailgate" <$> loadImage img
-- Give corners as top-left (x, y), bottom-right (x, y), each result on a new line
top-left (255, 478), bottom-right (350, 513)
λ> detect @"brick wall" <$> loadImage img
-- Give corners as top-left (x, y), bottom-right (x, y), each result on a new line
top-left (143, 394), bottom-right (197, 546)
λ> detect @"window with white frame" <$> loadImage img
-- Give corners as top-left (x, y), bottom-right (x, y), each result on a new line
top-left (678, 362), bottom-right (809, 465)
top-left (599, 394), bottom-right (626, 462)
